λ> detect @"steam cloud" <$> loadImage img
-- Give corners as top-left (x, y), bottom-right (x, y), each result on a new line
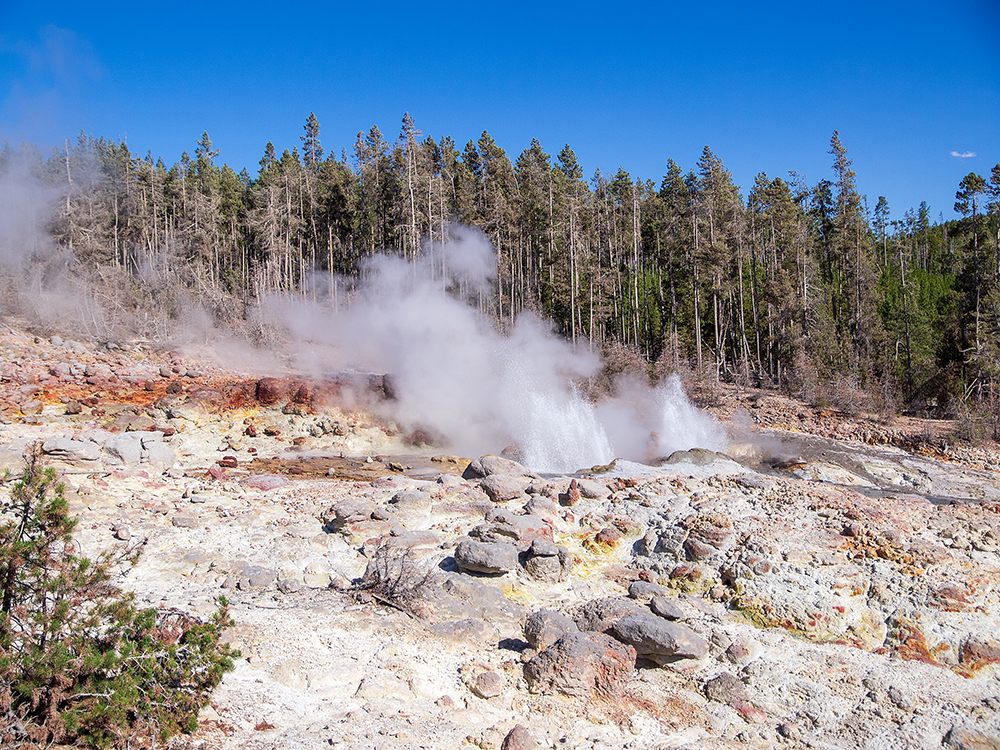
top-left (260, 227), bottom-right (728, 472)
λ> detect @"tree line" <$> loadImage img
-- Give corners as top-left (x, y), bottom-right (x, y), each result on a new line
top-left (2, 113), bottom-right (1000, 428)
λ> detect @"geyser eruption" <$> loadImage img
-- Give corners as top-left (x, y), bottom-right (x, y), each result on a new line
top-left (261, 227), bottom-right (727, 472)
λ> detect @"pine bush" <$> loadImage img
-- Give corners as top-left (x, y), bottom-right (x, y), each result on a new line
top-left (0, 447), bottom-right (237, 748)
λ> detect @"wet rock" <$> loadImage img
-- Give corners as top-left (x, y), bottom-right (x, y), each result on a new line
top-left (609, 613), bottom-right (709, 664)
top-left (524, 610), bottom-right (580, 650)
top-left (454, 539), bottom-right (519, 575)
top-left (523, 631), bottom-right (636, 698)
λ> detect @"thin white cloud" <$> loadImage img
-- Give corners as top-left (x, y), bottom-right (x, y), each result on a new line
top-left (950, 151), bottom-right (977, 158)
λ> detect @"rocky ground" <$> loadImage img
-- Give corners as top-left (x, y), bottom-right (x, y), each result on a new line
top-left (0, 323), bottom-right (998, 750)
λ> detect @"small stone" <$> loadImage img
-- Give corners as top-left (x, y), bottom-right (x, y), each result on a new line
top-left (704, 671), bottom-right (751, 705)
top-left (501, 725), bottom-right (538, 750)
top-left (629, 580), bottom-right (670, 601)
top-left (113, 524), bottom-right (131, 541)
top-left (649, 596), bottom-right (685, 620)
top-left (277, 578), bottom-right (302, 594)
top-left (469, 671), bottom-right (503, 698)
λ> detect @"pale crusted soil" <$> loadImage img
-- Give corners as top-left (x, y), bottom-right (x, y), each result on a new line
top-left (0, 325), bottom-right (998, 749)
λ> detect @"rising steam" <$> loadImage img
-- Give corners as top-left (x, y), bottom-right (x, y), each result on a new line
top-left (259, 227), bottom-right (727, 472)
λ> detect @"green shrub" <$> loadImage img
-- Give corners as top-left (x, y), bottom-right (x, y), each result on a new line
top-left (0, 447), bottom-right (237, 748)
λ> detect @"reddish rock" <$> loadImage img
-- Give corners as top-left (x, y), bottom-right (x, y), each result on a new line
top-left (291, 381), bottom-right (313, 404)
top-left (524, 631), bottom-right (635, 698)
top-left (960, 635), bottom-right (1000, 671)
top-left (256, 377), bottom-right (285, 406)
top-left (561, 479), bottom-right (581, 506)
top-left (594, 526), bottom-right (623, 547)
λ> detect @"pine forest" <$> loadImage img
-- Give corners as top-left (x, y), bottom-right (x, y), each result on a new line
top-left (3, 113), bottom-right (1000, 435)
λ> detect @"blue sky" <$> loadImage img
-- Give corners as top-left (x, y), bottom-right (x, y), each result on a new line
top-left (1, 0), bottom-right (997, 222)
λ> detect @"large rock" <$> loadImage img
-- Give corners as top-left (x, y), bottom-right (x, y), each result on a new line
top-left (609, 613), bottom-right (709, 664)
top-left (524, 609), bottom-right (579, 650)
top-left (463, 455), bottom-right (534, 479)
top-left (522, 538), bottom-right (572, 582)
top-left (256, 377), bottom-right (286, 406)
top-left (454, 539), bottom-right (519, 575)
top-left (41, 436), bottom-right (101, 463)
top-left (470, 509), bottom-right (552, 548)
top-left (480, 475), bottom-right (530, 503)
top-left (141, 434), bottom-right (176, 474)
top-left (102, 432), bottom-right (144, 465)
top-left (574, 597), bottom-right (647, 633)
top-left (523, 632), bottom-right (636, 698)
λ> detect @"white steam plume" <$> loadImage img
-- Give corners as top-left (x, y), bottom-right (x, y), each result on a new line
top-left (260, 227), bottom-right (727, 473)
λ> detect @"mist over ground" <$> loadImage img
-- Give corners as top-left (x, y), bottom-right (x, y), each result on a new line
top-left (257, 228), bottom-right (728, 472)
top-left (0, 150), bottom-right (727, 471)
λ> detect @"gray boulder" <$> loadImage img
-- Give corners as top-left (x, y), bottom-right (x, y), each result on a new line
top-left (524, 609), bottom-right (579, 650)
top-left (628, 580), bottom-right (670, 601)
top-left (41, 436), bottom-right (101, 463)
top-left (454, 539), bottom-right (519, 575)
top-left (609, 612), bottom-right (709, 664)
top-left (463, 455), bottom-right (534, 479)
top-left (574, 597), bottom-right (647, 633)
top-left (102, 432), bottom-right (144, 465)
top-left (522, 538), bottom-right (572, 582)
top-left (649, 596), bottom-right (685, 621)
